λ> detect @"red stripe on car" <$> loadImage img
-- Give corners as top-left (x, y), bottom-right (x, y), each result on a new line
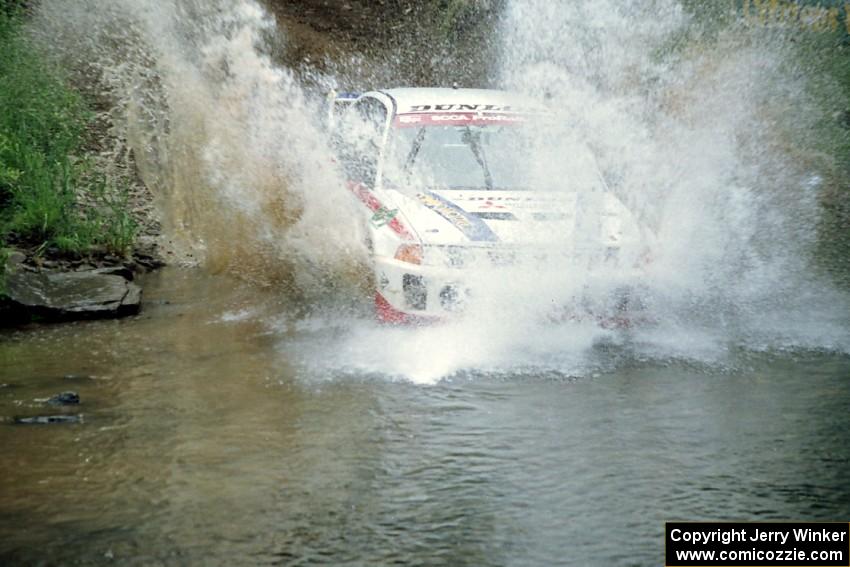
top-left (374, 292), bottom-right (439, 326)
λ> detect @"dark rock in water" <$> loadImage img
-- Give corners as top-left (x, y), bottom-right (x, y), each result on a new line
top-left (2, 268), bottom-right (141, 323)
top-left (14, 414), bottom-right (83, 425)
top-left (47, 391), bottom-right (80, 405)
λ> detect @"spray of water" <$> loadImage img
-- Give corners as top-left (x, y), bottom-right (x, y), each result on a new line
top-left (31, 0), bottom-right (369, 294)
top-left (495, 0), bottom-right (850, 354)
top-left (29, 0), bottom-right (850, 383)
top-left (281, 0), bottom-right (850, 383)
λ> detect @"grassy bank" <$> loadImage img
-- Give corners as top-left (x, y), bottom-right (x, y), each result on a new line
top-left (0, 2), bottom-right (136, 285)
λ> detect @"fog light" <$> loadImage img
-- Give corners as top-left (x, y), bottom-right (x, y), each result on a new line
top-left (402, 274), bottom-right (427, 310)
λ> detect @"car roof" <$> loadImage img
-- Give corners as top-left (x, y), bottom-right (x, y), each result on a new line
top-left (374, 88), bottom-right (537, 114)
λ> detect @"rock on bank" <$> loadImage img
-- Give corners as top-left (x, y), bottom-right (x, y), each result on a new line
top-left (1, 267), bottom-right (141, 324)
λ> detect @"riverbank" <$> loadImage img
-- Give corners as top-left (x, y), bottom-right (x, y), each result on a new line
top-left (0, 3), bottom-right (164, 324)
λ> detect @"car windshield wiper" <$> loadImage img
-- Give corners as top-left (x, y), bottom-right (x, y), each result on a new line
top-left (462, 126), bottom-right (494, 190)
top-left (403, 127), bottom-right (427, 178)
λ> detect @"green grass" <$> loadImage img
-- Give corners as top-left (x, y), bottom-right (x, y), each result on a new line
top-left (0, 4), bottom-right (137, 262)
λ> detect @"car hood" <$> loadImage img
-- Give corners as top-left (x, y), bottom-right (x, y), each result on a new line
top-left (386, 188), bottom-right (639, 248)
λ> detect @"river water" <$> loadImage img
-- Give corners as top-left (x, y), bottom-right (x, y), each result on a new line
top-left (1, 268), bottom-right (849, 565)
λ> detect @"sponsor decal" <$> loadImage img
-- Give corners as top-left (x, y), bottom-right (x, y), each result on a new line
top-left (479, 200), bottom-right (507, 210)
top-left (473, 212), bottom-right (517, 221)
top-left (465, 194), bottom-right (563, 209)
top-left (394, 112), bottom-right (527, 127)
top-left (346, 181), bottom-right (414, 240)
top-left (417, 191), bottom-right (499, 242)
top-left (465, 195), bottom-right (529, 201)
top-left (432, 114), bottom-right (470, 121)
top-left (408, 104), bottom-right (524, 112)
top-left (370, 206), bottom-right (399, 228)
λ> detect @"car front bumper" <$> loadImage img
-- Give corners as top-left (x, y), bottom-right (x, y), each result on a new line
top-left (371, 252), bottom-right (650, 327)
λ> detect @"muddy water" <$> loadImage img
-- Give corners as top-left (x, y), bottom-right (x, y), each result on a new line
top-left (0, 268), bottom-right (848, 565)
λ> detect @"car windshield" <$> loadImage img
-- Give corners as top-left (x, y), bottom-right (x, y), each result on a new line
top-left (384, 123), bottom-right (535, 190)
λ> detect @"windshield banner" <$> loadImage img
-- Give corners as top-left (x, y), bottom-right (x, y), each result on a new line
top-left (395, 113), bottom-right (527, 127)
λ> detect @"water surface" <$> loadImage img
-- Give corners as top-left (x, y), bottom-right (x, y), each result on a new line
top-left (1, 268), bottom-right (848, 565)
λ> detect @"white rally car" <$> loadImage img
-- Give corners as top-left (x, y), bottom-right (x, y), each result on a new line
top-left (330, 88), bottom-right (651, 325)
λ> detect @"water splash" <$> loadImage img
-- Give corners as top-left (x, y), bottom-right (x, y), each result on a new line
top-left (495, 0), bottom-right (849, 354)
top-left (29, 0), bottom-right (850, 383)
top-left (31, 0), bottom-right (369, 292)
top-left (279, 0), bottom-right (850, 384)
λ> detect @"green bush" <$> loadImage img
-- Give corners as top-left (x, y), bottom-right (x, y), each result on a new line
top-left (0, 6), bottom-right (136, 258)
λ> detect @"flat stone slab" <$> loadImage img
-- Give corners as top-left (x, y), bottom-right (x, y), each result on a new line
top-left (4, 269), bottom-right (141, 321)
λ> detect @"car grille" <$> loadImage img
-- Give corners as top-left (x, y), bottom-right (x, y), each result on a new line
top-left (428, 245), bottom-right (519, 269)
top-left (427, 245), bottom-right (622, 270)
